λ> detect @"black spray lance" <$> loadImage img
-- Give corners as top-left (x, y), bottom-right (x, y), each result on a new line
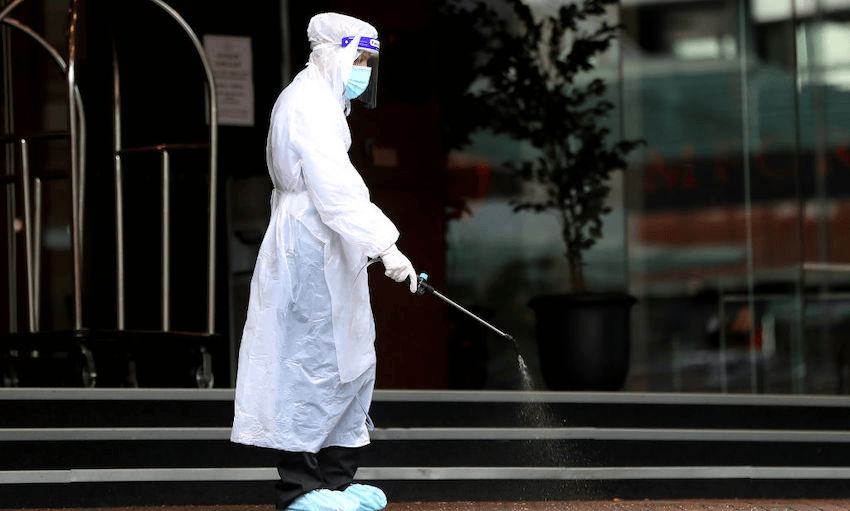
top-left (362, 257), bottom-right (522, 357)
top-left (409, 272), bottom-right (522, 358)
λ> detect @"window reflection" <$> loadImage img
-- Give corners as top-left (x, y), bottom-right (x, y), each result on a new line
top-left (445, 0), bottom-right (850, 394)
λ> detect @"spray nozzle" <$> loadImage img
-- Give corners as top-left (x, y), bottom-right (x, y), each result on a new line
top-left (414, 272), bottom-right (434, 296)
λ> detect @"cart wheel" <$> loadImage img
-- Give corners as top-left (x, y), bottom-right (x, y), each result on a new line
top-left (2, 359), bottom-right (19, 387)
top-left (124, 359), bottom-right (139, 388)
top-left (194, 346), bottom-right (214, 388)
top-left (79, 346), bottom-right (97, 388)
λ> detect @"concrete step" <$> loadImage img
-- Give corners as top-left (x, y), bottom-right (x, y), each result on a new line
top-left (2, 389), bottom-right (850, 506)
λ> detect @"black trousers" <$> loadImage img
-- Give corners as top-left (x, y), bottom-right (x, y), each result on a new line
top-left (275, 446), bottom-right (363, 510)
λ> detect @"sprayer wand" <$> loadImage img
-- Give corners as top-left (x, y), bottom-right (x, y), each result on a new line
top-left (366, 256), bottom-right (521, 356)
top-left (411, 273), bottom-right (521, 357)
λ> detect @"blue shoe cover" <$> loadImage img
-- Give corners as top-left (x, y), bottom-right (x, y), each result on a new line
top-left (343, 484), bottom-right (387, 511)
top-left (287, 489), bottom-right (359, 511)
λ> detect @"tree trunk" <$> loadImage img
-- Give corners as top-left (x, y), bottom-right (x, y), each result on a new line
top-left (562, 211), bottom-right (586, 293)
top-left (567, 251), bottom-right (585, 293)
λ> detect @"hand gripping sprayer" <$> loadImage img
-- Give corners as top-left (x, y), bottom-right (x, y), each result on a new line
top-left (363, 257), bottom-right (521, 357)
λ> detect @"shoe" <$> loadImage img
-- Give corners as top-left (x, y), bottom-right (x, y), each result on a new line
top-left (287, 489), bottom-right (360, 511)
top-left (343, 484), bottom-right (387, 511)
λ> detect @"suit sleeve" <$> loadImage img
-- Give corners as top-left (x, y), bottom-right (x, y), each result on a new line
top-left (287, 97), bottom-right (399, 257)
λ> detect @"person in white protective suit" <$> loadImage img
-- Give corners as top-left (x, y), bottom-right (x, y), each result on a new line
top-left (230, 12), bottom-right (417, 511)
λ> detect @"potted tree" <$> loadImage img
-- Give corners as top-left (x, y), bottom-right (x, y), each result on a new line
top-left (439, 0), bottom-right (644, 390)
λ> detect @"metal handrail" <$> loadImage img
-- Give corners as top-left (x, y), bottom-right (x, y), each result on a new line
top-left (111, 0), bottom-right (219, 335)
top-left (117, 142), bottom-right (210, 154)
top-left (67, 0), bottom-right (82, 330)
top-left (149, 0), bottom-right (219, 335)
top-left (1, 18), bottom-right (88, 251)
top-left (0, 131), bottom-right (70, 143)
top-left (0, 10), bottom-right (88, 334)
top-left (2, 0), bottom-right (218, 337)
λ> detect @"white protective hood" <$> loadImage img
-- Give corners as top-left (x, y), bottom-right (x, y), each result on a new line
top-left (307, 12), bottom-right (378, 116)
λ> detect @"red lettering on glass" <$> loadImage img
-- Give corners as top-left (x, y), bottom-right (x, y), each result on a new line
top-left (837, 146), bottom-right (850, 167)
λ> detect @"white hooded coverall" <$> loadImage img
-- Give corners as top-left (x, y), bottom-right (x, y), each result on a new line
top-left (231, 14), bottom-right (399, 453)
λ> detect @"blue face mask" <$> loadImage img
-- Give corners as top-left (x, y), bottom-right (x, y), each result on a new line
top-left (344, 65), bottom-right (372, 100)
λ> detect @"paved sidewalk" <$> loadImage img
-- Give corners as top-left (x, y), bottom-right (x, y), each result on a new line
top-left (386, 502), bottom-right (850, 511)
top-left (5, 501), bottom-right (850, 511)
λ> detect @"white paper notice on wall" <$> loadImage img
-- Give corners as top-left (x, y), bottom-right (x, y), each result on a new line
top-left (203, 34), bottom-right (254, 127)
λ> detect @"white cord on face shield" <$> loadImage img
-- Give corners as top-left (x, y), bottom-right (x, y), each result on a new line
top-left (339, 257), bottom-right (382, 348)
top-left (310, 41), bottom-right (337, 51)
top-left (354, 257), bottom-right (382, 292)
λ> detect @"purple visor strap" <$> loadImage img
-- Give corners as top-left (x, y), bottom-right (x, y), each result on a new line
top-left (341, 36), bottom-right (380, 52)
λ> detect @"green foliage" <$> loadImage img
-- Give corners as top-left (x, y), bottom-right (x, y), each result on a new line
top-left (437, 0), bottom-right (644, 292)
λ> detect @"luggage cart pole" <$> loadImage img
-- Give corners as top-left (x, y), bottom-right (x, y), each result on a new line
top-left (67, 0), bottom-right (83, 330)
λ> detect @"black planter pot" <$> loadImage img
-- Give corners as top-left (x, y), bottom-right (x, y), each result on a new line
top-left (529, 293), bottom-right (636, 391)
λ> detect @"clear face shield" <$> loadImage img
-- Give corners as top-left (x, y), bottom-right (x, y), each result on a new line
top-left (342, 36), bottom-right (379, 108)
